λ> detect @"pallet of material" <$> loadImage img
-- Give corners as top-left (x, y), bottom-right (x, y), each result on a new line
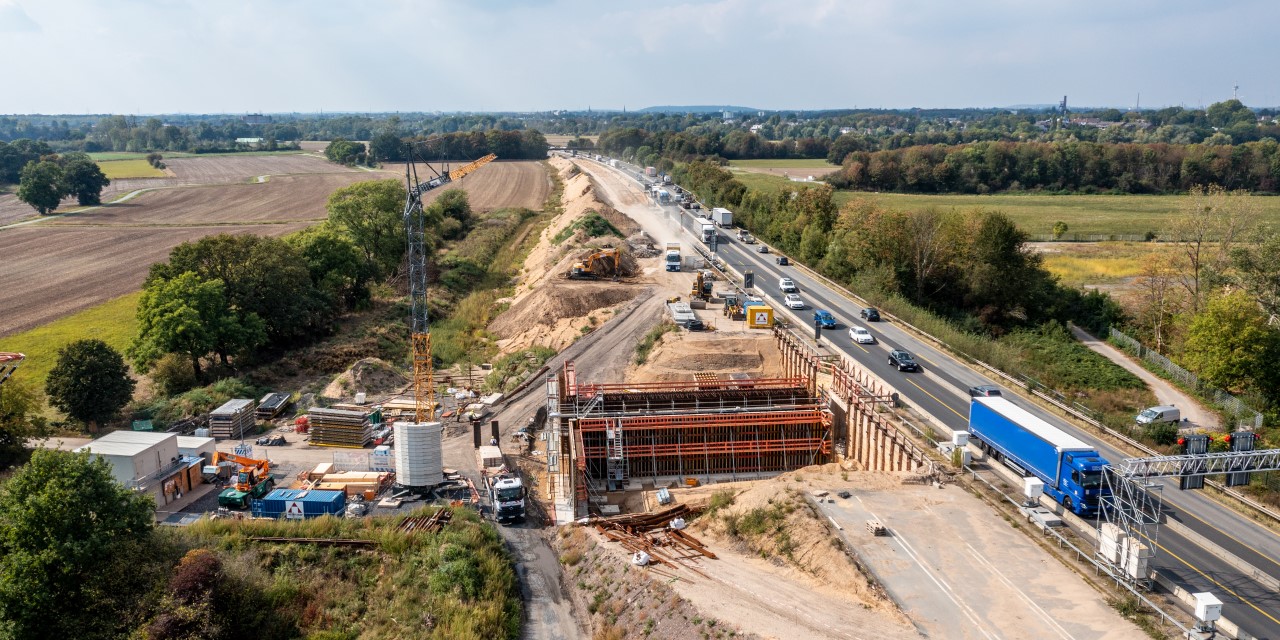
top-left (307, 407), bottom-right (373, 448)
top-left (256, 393), bottom-right (291, 420)
top-left (209, 399), bottom-right (256, 440)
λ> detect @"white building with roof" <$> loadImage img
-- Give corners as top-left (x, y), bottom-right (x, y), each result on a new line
top-left (76, 431), bottom-right (204, 506)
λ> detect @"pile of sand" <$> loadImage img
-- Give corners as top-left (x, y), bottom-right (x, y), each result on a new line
top-left (690, 465), bottom-right (910, 623)
top-left (321, 357), bottom-right (409, 400)
top-left (629, 330), bottom-right (787, 382)
top-left (490, 282), bottom-right (641, 353)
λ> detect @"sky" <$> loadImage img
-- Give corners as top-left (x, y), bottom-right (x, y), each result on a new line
top-left (1, 0), bottom-right (1277, 114)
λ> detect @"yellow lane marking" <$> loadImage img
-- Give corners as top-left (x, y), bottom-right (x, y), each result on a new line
top-left (905, 378), bottom-right (967, 420)
top-left (1163, 497), bottom-right (1280, 574)
top-left (1145, 534), bottom-right (1280, 627)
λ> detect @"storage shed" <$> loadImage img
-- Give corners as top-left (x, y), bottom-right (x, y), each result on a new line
top-left (251, 489), bottom-right (346, 519)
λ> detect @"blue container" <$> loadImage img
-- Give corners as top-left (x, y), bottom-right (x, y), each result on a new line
top-left (251, 489), bottom-right (346, 519)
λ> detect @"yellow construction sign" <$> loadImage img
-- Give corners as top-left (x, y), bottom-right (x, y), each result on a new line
top-left (745, 305), bottom-right (773, 329)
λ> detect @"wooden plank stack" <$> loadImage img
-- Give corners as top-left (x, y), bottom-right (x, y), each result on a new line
top-left (209, 399), bottom-right (256, 440)
top-left (308, 407), bottom-right (374, 448)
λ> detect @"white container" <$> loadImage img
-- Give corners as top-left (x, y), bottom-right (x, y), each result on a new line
top-left (392, 421), bottom-right (443, 488)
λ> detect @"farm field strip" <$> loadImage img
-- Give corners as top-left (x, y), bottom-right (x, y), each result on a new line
top-left (97, 159), bottom-right (167, 179)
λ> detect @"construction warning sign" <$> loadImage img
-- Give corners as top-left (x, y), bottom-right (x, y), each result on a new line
top-left (285, 500), bottom-right (305, 519)
top-left (746, 305), bottom-right (773, 329)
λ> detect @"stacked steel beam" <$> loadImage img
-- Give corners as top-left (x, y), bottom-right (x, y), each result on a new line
top-left (209, 399), bottom-right (256, 440)
top-left (307, 407), bottom-right (374, 448)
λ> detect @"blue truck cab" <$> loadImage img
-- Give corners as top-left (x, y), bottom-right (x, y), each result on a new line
top-left (968, 397), bottom-right (1109, 517)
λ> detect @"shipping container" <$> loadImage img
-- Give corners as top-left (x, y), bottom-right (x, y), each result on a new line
top-left (251, 488), bottom-right (346, 519)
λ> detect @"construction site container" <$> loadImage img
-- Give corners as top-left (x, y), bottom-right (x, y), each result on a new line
top-left (251, 489), bottom-right (345, 519)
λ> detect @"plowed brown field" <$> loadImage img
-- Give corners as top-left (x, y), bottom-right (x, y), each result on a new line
top-left (0, 223), bottom-right (308, 336)
top-left (0, 157), bottom-right (548, 337)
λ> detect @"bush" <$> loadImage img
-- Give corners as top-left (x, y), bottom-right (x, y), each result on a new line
top-left (152, 352), bottom-right (198, 395)
top-left (1144, 421), bottom-right (1180, 446)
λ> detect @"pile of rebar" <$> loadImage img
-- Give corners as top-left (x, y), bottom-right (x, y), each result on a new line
top-left (590, 505), bottom-right (717, 580)
top-left (397, 507), bottom-right (452, 534)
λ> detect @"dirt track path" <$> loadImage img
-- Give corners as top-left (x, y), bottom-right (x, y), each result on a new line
top-left (1070, 325), bottom-right (1220, 430)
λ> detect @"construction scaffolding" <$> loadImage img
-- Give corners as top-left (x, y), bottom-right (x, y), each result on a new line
top-left (545, 360), bottom-right (833, 518)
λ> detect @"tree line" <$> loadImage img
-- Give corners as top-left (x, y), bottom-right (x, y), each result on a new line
top-left (14, 151), bottom-right (111, 214)
top-left (675, 160), bottom-right (1120, 333)
top-left (825, 139), bottom-right (1280, 194)
top-left (364, 129), bottom-right (549, 163)
top-left (127, 181), bottom-right (474, 391)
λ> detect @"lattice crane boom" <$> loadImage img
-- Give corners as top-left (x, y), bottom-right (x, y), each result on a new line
top-left (0, 353), bottom-right (24, 386)
top-left (403, 153), bottom-right (497, 422)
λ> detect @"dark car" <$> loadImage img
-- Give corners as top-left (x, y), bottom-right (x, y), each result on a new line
top-left (775, 256), bottom-right (789, 265)
top-left (888, 349), bottom-right (918, 372)
top-left (968, 385), bottom-right (1002, 397)
top-left (860, 307), bottom-right (881, 322)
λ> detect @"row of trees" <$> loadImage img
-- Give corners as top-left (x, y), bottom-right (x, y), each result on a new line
top-left (365, 129), bottom-right (550, 163)
top-left (128, 181), bottom-right (474, 388)
top-left (16, 151), bottom-right (111, 214)
top-left (825, 140), bottom-right (1280, 194)
top-left (675, 160), bottom-right (1119, 332)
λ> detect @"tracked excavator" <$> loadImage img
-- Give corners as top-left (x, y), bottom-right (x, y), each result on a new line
top-left (690, 271), bottom-right (713, 301)
top-left (569, 247), bottom-right (621, 280)
top-left (212, 452), bottom-right (275, 509)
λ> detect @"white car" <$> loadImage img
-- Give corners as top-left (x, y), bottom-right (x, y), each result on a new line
top-left (784, 293), bottom-right (805, 309)
top-left (849, 326), bottom-right (876, 344)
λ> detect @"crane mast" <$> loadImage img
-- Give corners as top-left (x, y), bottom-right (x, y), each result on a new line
top-left (403, 153), bottom-right (496, 422)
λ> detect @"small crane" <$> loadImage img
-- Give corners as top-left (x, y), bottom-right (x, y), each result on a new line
top-left (403, 151), bottom-right (497, 422)
top-left (0, 353), bottom-right (24, 386)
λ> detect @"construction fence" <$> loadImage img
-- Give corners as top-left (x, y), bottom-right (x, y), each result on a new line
top-left (1108, 327), bottom-right (1264, 429)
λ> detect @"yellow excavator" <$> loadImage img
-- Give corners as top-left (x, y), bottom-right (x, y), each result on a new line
top-left (212, 452), bottom-right (274, 509)
top-left (569, 247), bottom-right (621, 279)
top-left (690, 271), bottom-right (713, 301)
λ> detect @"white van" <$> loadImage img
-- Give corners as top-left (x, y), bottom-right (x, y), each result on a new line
top-left (1136, 405), bottom-right (1181, 425)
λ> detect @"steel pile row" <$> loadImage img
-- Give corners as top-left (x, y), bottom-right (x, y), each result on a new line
top-left (210, 399), bottom-right (256, 440)
top-left (397, 507), bottom-right (452, 534)
top-left (307, 407), bottom-right (374, 448)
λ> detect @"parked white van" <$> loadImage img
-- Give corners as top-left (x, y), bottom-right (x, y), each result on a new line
top-left (1136, 405), bottom-right (1181, 425)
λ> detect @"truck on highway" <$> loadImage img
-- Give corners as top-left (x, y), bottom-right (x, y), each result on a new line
top-left (658, 189), bottom-right (671, 205)
top-left (478, 445), bottom-right (526, 524)
top-left (968, 397), bottom-right (1109, 517)
top-left (662, 174), bottom-right (672, 185)
top-left (664, 243), bottom-right (681, 272)
top-left (700, 222), bottom-right (717, 244)
top-left (711, 208), bottom-right (733, 227)
top-left (609, 159), bottom-right (619, 168)
top-left (645, 166), bottom-right (657, 177)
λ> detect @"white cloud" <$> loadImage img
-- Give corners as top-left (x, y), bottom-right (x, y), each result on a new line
top-left (0, 0), bottom-right (39, 33)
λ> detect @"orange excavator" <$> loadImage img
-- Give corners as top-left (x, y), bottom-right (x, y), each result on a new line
top-left (212, 452), bottom-right (274, 509)
top-left (569, 247), bottom-right (621, 279)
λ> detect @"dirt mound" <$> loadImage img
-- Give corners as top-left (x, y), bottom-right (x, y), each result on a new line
top-left (490, 283), bottom-right (642, 353)
top-left (629, 330), bottom-right (786, 382)
top-left (321, 357), bottom-right (408, 400)
top-left (689, 466), bottom-right (911, 626)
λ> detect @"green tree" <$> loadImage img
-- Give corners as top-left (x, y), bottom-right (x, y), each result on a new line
top-left (324, 137), bottom-right (366, 165)
top-left (326, 179), bottom-right (410, 278)
top-left (0, 378), bottom-right (47, 466)
top-left (1181, 290), bottom-right (1280, 394)
top-left (0, 449), bottom-right (154, 640)
top-left (130, 272), bottom-right (261, 381)
top-left (368, 131), bottom-right (407, 162)
top-left (1052, 220), bottom-right (1069, 240)
top-left (44, 339), bottom-right (136, 433)
top-left (1231, 228), bottom-right (1280, 322)
top-left (286, 225), bottom-right (372, 308)
top-left (16, 160), bottom-right (65, 215)
top-left (59, 157), bottom-right (111, 206)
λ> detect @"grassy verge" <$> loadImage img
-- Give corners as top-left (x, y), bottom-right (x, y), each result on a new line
top-left (729, 158), bottom-right (838, 169)
top-left (157, 507), bottom-right (520, 639)
top-left (0, 291), bottom-right (140, 389)
top-left (98, 159), bottom-right (167, 179)
top-left (633, 321), bottom-right (678, 365)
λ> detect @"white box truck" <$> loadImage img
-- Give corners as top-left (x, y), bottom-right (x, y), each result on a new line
top-left (664, 242), bottom-right (681, 272)
top-left (711, 208), bottom-right (733, 227)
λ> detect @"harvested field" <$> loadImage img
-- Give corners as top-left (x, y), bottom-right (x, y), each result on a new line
top-left (729, 158), bottom-right (841, 178)
top-left (379, 160), bottom-right (550, 212)
top-left (299, 141), bottom-right (329, 153)
top-left (98, 159), bottom-right (167, 179)
top-left (0, 223), bottom-right (307, 337)
top-left (49, 174), bottom-right (372, 226)
top-left (165, 153), bottom-right (357, 183)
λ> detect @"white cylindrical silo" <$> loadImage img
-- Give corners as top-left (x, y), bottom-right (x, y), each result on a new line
top-left (392, 421), bottom-right (443, 488)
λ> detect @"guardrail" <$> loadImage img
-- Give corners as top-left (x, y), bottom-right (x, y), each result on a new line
top-left (777, 246), bottom-right (1280, 528)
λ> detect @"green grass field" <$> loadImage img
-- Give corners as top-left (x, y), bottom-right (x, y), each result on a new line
top-left (728, 158), bottom-right (840, 169)
top-left (97, 159), bottom-right (167, 179)
top-left (727, 172), bottom-right (1280, 236)
top-left (0, 292), bottom-right (140, 389)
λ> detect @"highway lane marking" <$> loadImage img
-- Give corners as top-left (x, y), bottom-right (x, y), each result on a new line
top-left (1144, 534), bottom-right (1280, 627)
top-left (904, 378), bottom-right (968, 420)
top-left (855, 497), bottom-right (999, 640)
top-left (1161, 496), bottom-right (1280, 575)
top-left (963, 542), bottom-right (1075, 640)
